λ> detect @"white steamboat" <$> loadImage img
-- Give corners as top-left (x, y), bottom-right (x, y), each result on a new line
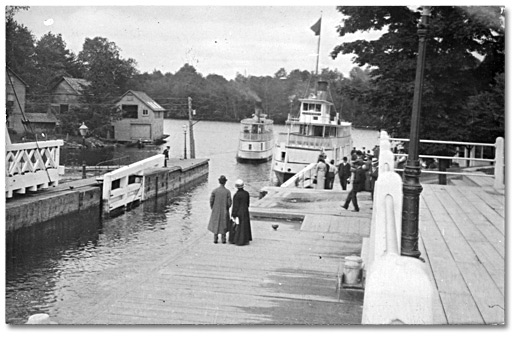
top-left (271, 81), bottom-right (353, 184)
top-left (236, 102), bottom-right (274, 163)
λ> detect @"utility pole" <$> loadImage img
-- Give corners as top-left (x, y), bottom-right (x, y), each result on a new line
top-left (188, 97), bottom-right (196, 158)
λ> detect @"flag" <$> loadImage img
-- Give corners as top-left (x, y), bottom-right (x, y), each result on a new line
top-left (310, 17), bottom-right (321, 36)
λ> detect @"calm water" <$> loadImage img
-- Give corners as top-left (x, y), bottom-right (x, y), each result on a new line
top-left (5, 119), bottom-right (378, 324)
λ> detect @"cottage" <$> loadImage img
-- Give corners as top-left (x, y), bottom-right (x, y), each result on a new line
top-left (6, 67), bottom-right (28, 134)
top-left (112, 90), bottom-right (167, 143)
top-left (49, 77), bottom-right (91, 114)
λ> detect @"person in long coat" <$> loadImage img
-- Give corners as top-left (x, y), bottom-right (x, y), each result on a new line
top-left (208, 175), bottom-right (232, 244)
top-left (231, 179), bottom-right (252, 246)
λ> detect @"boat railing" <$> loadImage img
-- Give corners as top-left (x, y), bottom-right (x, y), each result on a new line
top-left (277, 132), bottom-right (350, 150)
top-left (280, 162), bottom-right (317, 188)
top-left (389, 136), bottom-right (504, 190)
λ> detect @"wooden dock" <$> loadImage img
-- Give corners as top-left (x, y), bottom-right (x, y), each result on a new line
top-left (419, 178), bottom-right (505, 324)
top-left (68, 213), bottom-right (371, 324)
top-left (53, 175), bottom-right (503, 325)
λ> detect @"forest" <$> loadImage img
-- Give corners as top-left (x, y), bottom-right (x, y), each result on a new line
top-left (6, 6), bottom-right (504, 149)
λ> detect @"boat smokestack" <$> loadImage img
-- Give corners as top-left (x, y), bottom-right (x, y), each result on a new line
top-left (317, 81), bottom-right (328, 101)
top-left (254, 101), bottom-right (263, 116)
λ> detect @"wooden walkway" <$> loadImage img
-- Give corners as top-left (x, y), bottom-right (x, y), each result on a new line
top-left (419, 178), bottom-right (505, 324)
top-left (67, 196), bottom-right (371, 325)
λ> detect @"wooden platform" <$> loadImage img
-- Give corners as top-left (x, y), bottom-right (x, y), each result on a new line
top-left (419, 182), bottom-right (505, 324)
top-left (66, 210), bottom-right (371, 324)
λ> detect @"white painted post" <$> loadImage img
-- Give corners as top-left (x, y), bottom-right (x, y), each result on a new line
top-left (494, 137), bottom-right (504, 191)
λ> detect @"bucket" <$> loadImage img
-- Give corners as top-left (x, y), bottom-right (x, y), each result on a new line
top-left (343, 255), bottom-right (363, 285)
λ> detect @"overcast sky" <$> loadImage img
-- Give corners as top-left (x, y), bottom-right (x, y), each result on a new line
top-left (11, 4), bottom-right (386, 80)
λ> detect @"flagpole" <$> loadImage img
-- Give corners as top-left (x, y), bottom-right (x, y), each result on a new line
top-left (315, 14), bottom-right (322, 76)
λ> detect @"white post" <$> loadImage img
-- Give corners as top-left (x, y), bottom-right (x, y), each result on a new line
top-left (494, 137), bottom-right (504, 191)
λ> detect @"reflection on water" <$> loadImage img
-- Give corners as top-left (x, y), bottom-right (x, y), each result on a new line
top-left (5, 119), bottom-right (379, 324)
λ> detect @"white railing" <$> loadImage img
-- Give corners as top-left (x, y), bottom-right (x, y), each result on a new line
top-left (101, 154), bottom-right (163, 215)
top-left (390, 137), bottom-right (505, 190)
top-left (5, 139), bottom-right (64, 198)
top-left (362, 131), bottom-right (435, 324)
top-left (280, 162), bottom-right (317, 188)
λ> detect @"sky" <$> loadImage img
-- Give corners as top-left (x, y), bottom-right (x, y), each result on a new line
top-left (9, 3), bottom-right (387, 80)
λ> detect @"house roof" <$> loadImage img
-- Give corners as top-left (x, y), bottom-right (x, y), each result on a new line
top-left (24, 112), bottom-right (58, 124)
top-left (6, 67), bottom-right (28, 87)
top-left (61, 77), bottom-right (91, 94)
top-left (119, 90), bottom-right (166, 112)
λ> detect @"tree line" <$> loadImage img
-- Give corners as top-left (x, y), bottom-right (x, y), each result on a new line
top-left (6, 6), bottom-right (504, 151)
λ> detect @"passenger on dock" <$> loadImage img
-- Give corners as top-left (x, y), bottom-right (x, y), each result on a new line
top-left (163, 146), bottom-right (170, 167)
top-left (231, 179), bottom-right (252, 246)
top-left (316, 156), bottom-right (328, 190)
top-left (341, 159), bottom-right (366, 212)
top-left (326, 160), bottom-right (336, 189)
top-left (338, 157), bottom-right (351, 191)
top-left (208, 175), bottom-right (232, 244)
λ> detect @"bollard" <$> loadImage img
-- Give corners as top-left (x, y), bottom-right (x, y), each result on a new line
top-left (82, 161), bottom-right (86, 179)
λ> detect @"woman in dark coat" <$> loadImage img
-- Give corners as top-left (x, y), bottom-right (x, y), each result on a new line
top-left (231, 179), bottom-right (252, 246)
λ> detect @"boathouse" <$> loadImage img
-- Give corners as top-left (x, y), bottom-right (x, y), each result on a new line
top-left (49, 77), bottom-right (91, 114)
top-left (112, 90), bottom-right (166, 143)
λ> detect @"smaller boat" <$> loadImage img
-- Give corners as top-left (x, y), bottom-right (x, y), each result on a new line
top-left (236, 102), bottom-right (274, 163)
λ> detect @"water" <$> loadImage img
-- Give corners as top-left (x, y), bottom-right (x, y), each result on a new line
top-left (5, 119), bottom-right (379, 324)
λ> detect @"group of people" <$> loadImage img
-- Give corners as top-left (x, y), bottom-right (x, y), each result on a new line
top-left (316, 147), bottom-right (380, 213)
top-left (207, 175), bottom-right (252, 246)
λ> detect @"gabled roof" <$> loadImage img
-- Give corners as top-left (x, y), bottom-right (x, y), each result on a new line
top-left (118, 90), bottom-right (166, 112)
top-left (61, 77), bottom-right (91, 94)
top-left (6, 67), bottom-right (28, 87)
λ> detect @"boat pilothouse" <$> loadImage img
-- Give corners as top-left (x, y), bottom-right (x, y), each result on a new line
top-left (272, 80), bottom-right (353, 185)
top-left (236, 101), bottom-right (274, 163)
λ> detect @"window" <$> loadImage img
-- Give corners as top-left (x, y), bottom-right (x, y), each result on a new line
top-left (302, 103), bottom-right (322, 115)
top-left (122, 105), bottom-right (138, 119)
top-left (60, 104), bottom-right (69, 114)
top-left (143, 109), bottom-right (149, 116)
top-left (154, 112), bottom-right (163, 119)
top-left (248, 144), bottom-right (252, 150)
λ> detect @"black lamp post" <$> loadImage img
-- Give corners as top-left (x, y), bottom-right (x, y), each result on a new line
top-left (401, 6), bottom-right (431, 259)
top-left (183, 124), bottom-right (187, 160)
top-left (79, 122), bottom-right (88, 179)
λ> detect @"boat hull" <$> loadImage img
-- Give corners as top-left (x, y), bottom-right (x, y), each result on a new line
top-left (236, 154), bottom-right (272, 164)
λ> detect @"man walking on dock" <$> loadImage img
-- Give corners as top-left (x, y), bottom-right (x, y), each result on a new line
top-left (341, 159), bottom-right (365, 212)
top-left (208, 175), bottom-right (232, 244)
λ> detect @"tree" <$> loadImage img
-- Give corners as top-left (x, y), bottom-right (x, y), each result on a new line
top-left (75, 37), bottom-right (137, 136)
top-left (331, 6), bottom-right (504, 150)
top-left (32, 32), bottom-right (83, 102)
top-left (6, 7), bottom-right (37, 87)
top-left (78, 37), bottom-right (137, 100)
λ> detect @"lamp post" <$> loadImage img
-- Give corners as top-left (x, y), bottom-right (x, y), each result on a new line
top-left (79, 122), bottom-right (88, 179)
top-left (401, 6), bottom-right (431, 259)
top-left (183, 124), bottom-right (187, 159)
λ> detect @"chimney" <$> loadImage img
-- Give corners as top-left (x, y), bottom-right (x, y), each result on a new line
top-left (254, 101), bottom-right (263, 116)
top-left (317, 81), bottom-right (328, 100)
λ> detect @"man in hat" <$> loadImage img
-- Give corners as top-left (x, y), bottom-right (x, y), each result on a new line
top-left (208, 175), bottom-right (232, 244)
top-left (337, 156), bottom-right (351, 191)
top-left (341, 158), bottom-right (365, 212)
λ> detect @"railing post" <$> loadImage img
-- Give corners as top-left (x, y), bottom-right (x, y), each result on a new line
top-left (494, 137), bottom-right (504, 191)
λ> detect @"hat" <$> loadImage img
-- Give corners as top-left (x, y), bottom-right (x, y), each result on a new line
top-left (218, 175), bottom-right (227, 184)
top-left (235, 179), bottom-right (244, 188)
